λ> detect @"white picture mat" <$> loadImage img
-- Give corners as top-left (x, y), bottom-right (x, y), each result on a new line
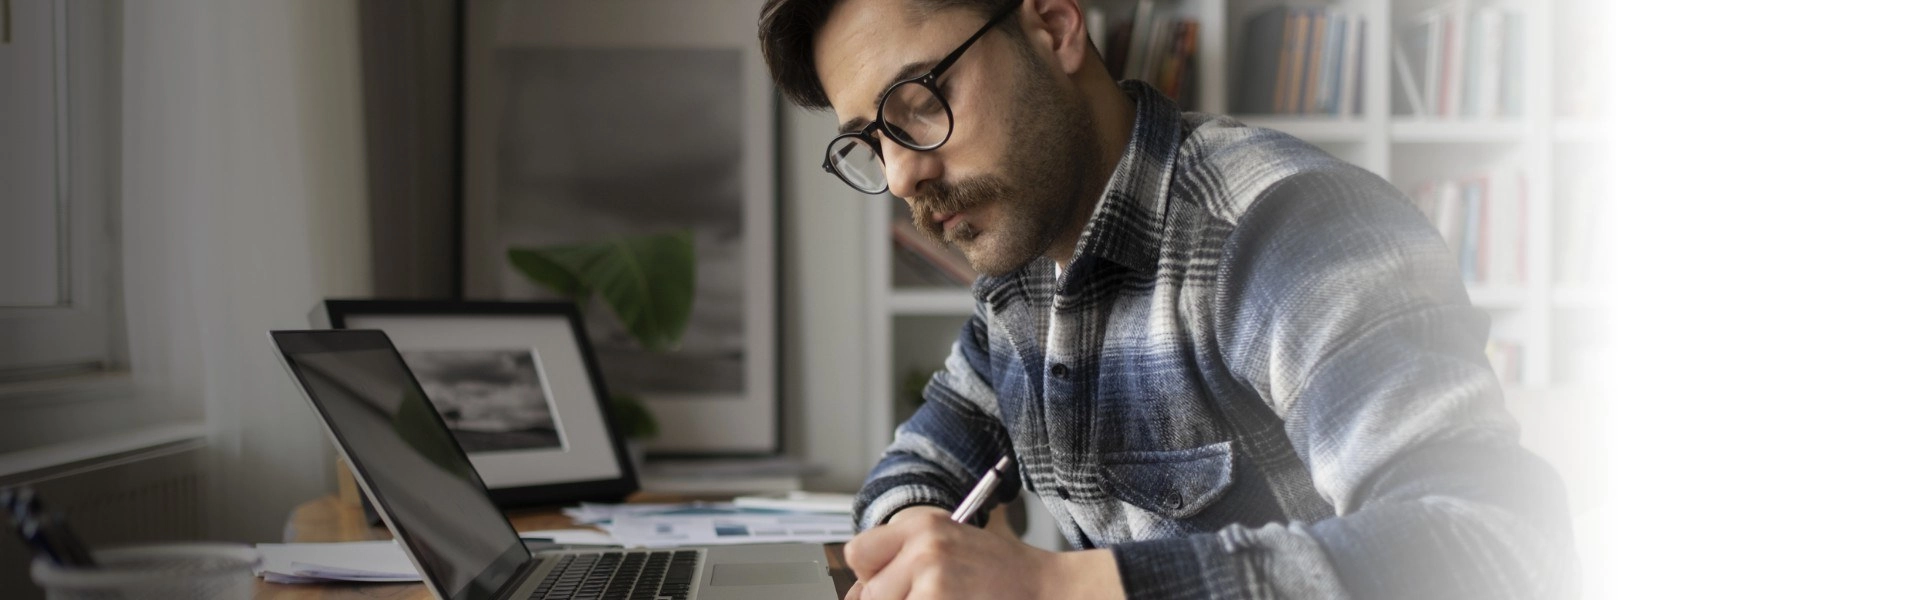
top-left (462, 0), bottom-right (778, 453)
top-left (348, 314), bottom-right (623, 488)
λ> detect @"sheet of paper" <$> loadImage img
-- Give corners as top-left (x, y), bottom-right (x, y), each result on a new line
top-left (733, 491), bottom-right (857, 514)
top-left (255, 540), bottom-right (420, 582)
top-left (564, 501), bottom-right (717, 526)
top-left (603, 505), bottom-right (855, 548)
top-left (520, 528), bottom-right (621, 546)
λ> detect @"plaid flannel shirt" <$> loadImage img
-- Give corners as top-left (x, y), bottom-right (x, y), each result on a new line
top-left (854, 82), bottom-right (1577, 600)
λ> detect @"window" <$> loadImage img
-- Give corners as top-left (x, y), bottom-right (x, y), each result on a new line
top-left (0, 0), bottom-right (124, 387)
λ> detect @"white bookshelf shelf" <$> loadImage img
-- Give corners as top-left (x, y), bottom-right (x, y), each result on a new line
top-left (1234, 115), bottom-right (1372, 142)
top-left (1391, 118), bottom-right (1528, 143)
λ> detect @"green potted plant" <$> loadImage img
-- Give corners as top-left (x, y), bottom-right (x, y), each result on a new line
top-left (507, 232), bottom-right (695, 468)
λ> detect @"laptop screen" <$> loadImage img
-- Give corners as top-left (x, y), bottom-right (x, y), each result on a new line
top-left (273, 330), bottom-right (531, 600)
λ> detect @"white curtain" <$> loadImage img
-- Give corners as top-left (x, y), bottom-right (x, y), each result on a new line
top-left (120, 0), bottom-right (370, 541)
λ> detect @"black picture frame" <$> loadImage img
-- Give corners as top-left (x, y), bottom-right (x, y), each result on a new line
top-left (457, 1), bottom-right (783, 456)
top-left (316, 299), bottom-right (637, 508)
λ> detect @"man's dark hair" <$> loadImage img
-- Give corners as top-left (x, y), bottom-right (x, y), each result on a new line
top-left (759, 0), bottom-right (1018, 111)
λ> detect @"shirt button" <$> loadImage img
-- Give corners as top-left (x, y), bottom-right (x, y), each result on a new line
top-left (1050, 363), bottom-right (1069, 378)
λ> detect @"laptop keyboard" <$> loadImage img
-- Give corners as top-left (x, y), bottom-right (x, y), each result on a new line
top-left (530, 550), bottom-right (699, 600)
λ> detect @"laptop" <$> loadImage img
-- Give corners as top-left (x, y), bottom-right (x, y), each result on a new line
top-left (271, 329), bottom-right (838, 600)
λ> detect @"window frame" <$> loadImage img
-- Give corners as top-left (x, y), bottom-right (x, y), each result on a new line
top-left (0, 0), bottom-right (127, 397)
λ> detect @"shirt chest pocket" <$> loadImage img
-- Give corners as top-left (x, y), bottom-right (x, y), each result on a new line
top-left (1096, 441), bottom-right (1235, 521)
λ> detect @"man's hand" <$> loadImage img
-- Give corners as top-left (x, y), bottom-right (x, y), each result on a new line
top-left (841, 507), bottom-right (1124, 600)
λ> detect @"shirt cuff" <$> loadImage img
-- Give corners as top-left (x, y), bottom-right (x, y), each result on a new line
top-left (856, 483), bottom-right (960, 531)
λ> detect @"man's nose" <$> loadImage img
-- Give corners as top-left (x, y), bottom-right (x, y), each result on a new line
top-left (881, 136), bottom-right (942, 200)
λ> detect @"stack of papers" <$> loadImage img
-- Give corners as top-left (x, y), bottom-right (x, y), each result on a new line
top-left (566, 501), bottom-right (857, 548)
top-left (732, 491), bottom-right (857, 514)
top-left (255, 541), bottom-right (419, 584)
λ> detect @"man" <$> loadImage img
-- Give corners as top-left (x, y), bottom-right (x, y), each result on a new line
top-left (758, 0), bottom-right (1578, 598)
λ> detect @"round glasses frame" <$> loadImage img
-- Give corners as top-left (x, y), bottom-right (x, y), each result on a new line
top-left (820, 0), bottom-right (1021, 195)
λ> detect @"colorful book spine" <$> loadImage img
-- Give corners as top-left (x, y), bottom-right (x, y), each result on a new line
top-left (1237, 7), bottom-right (1290, 113)
top-left (1410, 168), bottom-right (1528, 286)
top-left (1397, 2), bottom-right (1523, 119)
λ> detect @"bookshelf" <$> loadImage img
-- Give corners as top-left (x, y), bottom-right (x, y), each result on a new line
top-left (856, 0), bottom-right (1610, 531)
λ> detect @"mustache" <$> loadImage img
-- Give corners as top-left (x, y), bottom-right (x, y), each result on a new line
top-left (911, 176), bottom-right (1008, 242)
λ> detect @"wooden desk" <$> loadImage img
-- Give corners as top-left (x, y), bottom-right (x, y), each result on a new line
top-left (254, 494), bottom-right (854, 599)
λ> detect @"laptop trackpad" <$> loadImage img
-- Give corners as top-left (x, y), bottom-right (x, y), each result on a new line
top-left (709, 562), bottom-right (824, 586)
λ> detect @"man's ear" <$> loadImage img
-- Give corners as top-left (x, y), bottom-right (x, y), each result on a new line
top-left (1027, 0), bottom-right (1092, 76)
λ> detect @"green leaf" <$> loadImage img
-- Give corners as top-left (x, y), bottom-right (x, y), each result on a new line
top-left (507, 247), bottom-right (588, 300)
top-left (506, 233), bottom-right (696, 352)
top-left (607, 392), bottom-right (660, 440)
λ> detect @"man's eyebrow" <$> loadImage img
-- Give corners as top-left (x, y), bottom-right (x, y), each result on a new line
top-left (835, 59), bottom-right (940, 136)
top-left (837, 116), bottom-right (872, 136)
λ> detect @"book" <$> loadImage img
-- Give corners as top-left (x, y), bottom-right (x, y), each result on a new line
top-left (1273, 10), bottom-right (1298, 113)
top-left (1159, 20), bottom-right (1198, 107)
top-left (1485, 339), bottom-right (1523, 383)
top-left (1301, 10), bottom-right (1327, 115)
top-left (1460, 178), bottom-right (1482, 281)
top-left (1392, 30), bottom-right (1428, 116)
top-left (1086, 7), bottom-right (1107, 56)
top-left (1444, 1), bottom-right (1468, 118)
top-left (1501, 12), bottom-right (1524, 116)
top-left (1142, 13), bottom-right (1171, 83)
top-left (1124, 0), bottom-right (1157, 81)
top-left (1318, 13), bottom-right (1347, 115)
top-left (1342, 17), bottom-right (1365, 116)
top-left (1473, 7), bottom-right (1505, 119)
top-left (1237, 7), bottom-right (1290, 113)
top-left (1433, 6), bottom-right (1456, 117)
top-left (1433, 180), bottom-right (1463, 252)
top-left (1322, 13), bottom-right (1346, 116)
top-left (1462, 6), bottom-right (1484, 117)
top-left (1279, 9), bottom-right (1315, 113)
top-left (1411, 168), bottom-right (1530, 286)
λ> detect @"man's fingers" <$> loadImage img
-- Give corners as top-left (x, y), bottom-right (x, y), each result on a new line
top-left (843, 523), bottom-right (911, 579)
top-left (843, 579), bottom-right (865, 600)
top-left (850, 555), bottom-right (909, 600)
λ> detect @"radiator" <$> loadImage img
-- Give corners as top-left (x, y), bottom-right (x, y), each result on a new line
top-left (0, 437), bottom-right (210, 598)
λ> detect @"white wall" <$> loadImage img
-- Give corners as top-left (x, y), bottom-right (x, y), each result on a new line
top-left (780, 104), bottom-right (878, 492)
top-left (119, 0), bottom-right (369, 541)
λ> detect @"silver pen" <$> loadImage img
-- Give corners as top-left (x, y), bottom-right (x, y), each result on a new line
top-left (950, 455), bottom-right (1013, 526)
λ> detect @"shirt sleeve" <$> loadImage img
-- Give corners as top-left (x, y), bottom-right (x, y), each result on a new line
top-left (1107, 166), bottom-right (1580, 600)
top-left (852, 310), bottom-right (1018, 532)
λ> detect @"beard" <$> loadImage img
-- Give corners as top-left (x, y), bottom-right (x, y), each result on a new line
top-left (908, 44), bottom-right (1100, 277)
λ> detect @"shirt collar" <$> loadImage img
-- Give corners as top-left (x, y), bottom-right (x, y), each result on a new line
top-left (974, 81), bottom-right (1182, 302)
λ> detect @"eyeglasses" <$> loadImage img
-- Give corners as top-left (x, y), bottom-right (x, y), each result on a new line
top-left (821, 1), bottom-right (1021, 195)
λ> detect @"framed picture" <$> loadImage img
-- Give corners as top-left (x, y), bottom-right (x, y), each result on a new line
top-left (459, 1), bottom-right (780, 455)
top-left (319, 300), bottom-right (637, 508)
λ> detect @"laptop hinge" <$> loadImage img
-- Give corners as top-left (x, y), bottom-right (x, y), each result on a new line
top-left (496, 558), bottom-right (546, 600)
